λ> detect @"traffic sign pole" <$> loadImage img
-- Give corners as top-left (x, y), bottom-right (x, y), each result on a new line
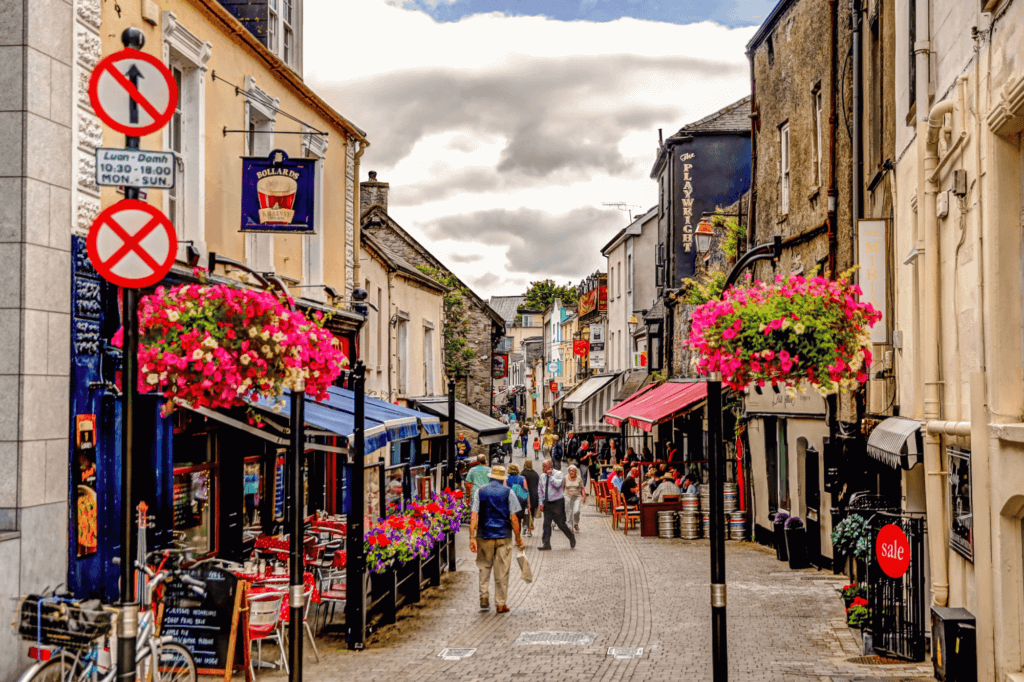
top-left (116, 27), bottom-right (145, 682)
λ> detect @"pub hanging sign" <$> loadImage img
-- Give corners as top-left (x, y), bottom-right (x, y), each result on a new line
top-left (241, 149), bottom-right (316, 234)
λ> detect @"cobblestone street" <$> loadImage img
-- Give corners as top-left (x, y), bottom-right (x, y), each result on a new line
top-left (245, 458), bottom-right (934, 682)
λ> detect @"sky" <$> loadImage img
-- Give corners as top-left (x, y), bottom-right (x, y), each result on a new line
top-left (305, 0), bottom-right (772, 299)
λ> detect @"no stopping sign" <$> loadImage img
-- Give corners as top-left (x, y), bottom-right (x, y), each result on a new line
top-left (87, 200), bottom-right (177, 288)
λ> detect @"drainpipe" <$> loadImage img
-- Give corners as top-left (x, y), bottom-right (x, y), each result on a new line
top-left (747, 51), bottom-right (757, 247)
top-left (851, 0), bottom-right (863, 257)
top-left (352, 140), bottom-right (368, 288)
top-left (923, 83), bottom-right (953, 608)
top-left (827, 0), bottom-right (839, 278)
top-left (969, 16), bottom-right (995, 680)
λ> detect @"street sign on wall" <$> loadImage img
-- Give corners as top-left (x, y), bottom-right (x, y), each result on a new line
top-left (89, 48), bottom-right (178, 137)
top-left (858, 219), bottom-right (887, 344)
top-left (95, 148), bottom-right (175, 189)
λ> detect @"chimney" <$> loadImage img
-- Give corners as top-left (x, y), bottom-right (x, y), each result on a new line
top-left (360, 170), bottom-right (389, 214)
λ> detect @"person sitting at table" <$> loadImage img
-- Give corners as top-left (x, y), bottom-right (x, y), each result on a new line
top-left (652, 472), bottom-right (682, 503)
top-left (620, 467), bottom-right (640, 505)
top-left (681, 474), bottom-right (699, 495)
top-left (643, 470), bottom-right (659, 501)
top-left (641, 446), bottom-right (653, 462)
top-left (608, 465), bottom-right (624, 491)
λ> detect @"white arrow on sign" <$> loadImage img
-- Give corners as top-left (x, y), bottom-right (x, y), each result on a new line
top-left (89, 49), bottom-right (178, 137)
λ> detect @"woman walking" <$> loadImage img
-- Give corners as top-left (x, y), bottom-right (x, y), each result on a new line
top-left (506, 462), bottom-right (531, 536)
top-left (564, 465), bottom-right (587, 532)
top-left (521, 459), bottom-right (541, 537)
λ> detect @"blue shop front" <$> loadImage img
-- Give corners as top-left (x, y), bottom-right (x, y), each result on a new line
top-left (66, 236), bottom-right (446, 602)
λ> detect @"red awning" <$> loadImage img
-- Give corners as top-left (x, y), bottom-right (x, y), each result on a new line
top-left (603, 382), bottom-right (660, 427)
top-left (625, 382), bottom-right (708, 433)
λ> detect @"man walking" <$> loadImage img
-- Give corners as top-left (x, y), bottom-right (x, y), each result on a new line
top-left (465, 454), bottom-right (491, 498)
top-left (470, 465), bottom-right (524, 613)
top-left (551, 434), bottom-right (564, 471)
top-left (538, 459), bottom-right (576, 550)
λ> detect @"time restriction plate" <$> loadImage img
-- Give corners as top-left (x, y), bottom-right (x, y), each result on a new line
top-left (95, 148), bottom-right (176, 189)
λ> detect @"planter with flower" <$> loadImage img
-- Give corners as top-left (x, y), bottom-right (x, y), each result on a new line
top-left (784, 515), bottom-right (808, 570)
top-left (772, 511), bottom-right (790, 561)
top-left (846, 596), bottom-right (871, 628)
top-left (116, 271), bottom-right (348, 416)
top-left (831, 513), bottom-right (872, 579)
top-left (689, 270), bottom-right (882, 395)
top-left (840, 583), bottom-right (867, 609)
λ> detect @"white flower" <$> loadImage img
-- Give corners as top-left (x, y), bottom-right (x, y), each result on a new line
top-left (272, 403), bottom-right (283, 413)
top-left (240, 355), bottom-right (250, 365)
top-left (794, 323), bottom-right (805, 334)
top-left (202, 336), bottom-right (218, 349)
top-left (192, 349), bottom-right (204, 360)
top-left (146, 373), bottom-right (159, 385)
top-left (167, 310), bottom-right (179, 322)
top-left (272, 332), bottom-right (285, 343)
top-left (261, 330), bottom-right (270, 341)
top-left (781, 318), bottom-right (791, 330)
top-left (204, 353), bottom-right (212, 362)
top-left (262, 345), bottom-right (272, 355)
top-left (248, 328), bottom-right (258, 338)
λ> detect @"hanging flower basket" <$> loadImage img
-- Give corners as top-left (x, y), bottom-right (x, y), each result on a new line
top-left (114, 275), bottom-right (348, 415)
top-left (689, 270), bottom-right (882, 395)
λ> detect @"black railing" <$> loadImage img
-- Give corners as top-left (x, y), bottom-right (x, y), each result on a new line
top-left (867, 512), bottom-right (927, 661)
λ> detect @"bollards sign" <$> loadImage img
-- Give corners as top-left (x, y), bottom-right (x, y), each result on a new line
top-left (241, 149), bottom-right (317, 233)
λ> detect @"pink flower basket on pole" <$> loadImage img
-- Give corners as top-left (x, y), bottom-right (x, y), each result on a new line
top-left (688, 270), bottom-right (882, 395)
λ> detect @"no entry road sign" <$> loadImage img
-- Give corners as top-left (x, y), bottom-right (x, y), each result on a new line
top-left (87, 199), bottom-right (178, 288)
top-left (89, 48), bottom-right (178, 137)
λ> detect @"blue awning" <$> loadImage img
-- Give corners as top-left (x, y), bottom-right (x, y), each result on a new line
top-left (248, 387), bottom-right (442, 456)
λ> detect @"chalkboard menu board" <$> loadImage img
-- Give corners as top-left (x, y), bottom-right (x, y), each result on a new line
top-left (274, 455), bottom-right (286, 522)
top-left (161, 567), bottom-right (242, 675)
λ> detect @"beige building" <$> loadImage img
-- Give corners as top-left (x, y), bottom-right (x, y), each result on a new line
top-left (601, 206), bottom-right (658, 373)
top-left (360, 234), bottom-right (445, 404)
top-left (892, 0), bottom-right (1024, 678)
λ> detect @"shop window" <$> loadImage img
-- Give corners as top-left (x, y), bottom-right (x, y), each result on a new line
top-left (173, 463), bottom-right (218, 557)
top-left (243, 457), bottom-right (262, 527)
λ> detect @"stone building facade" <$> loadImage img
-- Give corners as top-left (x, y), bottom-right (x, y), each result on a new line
top-left (360, 173), bottom-right (504, 418)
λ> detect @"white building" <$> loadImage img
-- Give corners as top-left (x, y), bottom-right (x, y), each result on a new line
top-left (601, 207), bottom-right (658, 373)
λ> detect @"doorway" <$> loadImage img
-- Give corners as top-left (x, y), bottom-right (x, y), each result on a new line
top-left (803, 439), bottom-right (822, 567)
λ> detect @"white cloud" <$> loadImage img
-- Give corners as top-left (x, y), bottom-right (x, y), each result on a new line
top-left (304, 0), bottom-right (756, 297)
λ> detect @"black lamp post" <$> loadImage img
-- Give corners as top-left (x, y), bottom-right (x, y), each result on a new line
top-left (699, 235), bottom-right (782, 682)
top-left (447, 375), bottom-right (459, 572)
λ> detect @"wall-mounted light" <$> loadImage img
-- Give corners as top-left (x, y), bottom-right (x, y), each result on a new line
top-left (695, 219), bottom-right (714, 256)
top-left (627, 314), bottom-right (639, 336)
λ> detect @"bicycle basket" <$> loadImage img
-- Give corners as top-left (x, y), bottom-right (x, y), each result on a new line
top-left (17, 596), bottom-right (114, 651)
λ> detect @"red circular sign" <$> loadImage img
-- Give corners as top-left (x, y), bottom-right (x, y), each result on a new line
top-left (87, 200), bottom-right (177, 288)
top-left (89, 49), bottom-right (178, 137)
top-left (876, 523), bottom-right (911, 579)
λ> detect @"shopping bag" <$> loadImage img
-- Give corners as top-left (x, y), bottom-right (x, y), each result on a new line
top-left (516, 547), bottom-right (533, 582)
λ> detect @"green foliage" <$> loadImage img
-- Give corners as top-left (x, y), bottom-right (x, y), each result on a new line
top-left (831, 514), bottom-right (871, 561)
top-left (711, 210), bottom-right (744, 261)
top-left (679, 271), bottom-right (728, 306)
top-left (522, 279), bottom-right (578, 310)
top-left (416, 265), bottom-right (477, 378)
top-left (846, 604), bottom-right (870, 628)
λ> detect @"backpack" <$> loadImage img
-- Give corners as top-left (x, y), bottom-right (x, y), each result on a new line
top-left (512, 483), bottom-right (529, 505)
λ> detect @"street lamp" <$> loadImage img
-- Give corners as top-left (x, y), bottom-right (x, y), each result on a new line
top-left (581, 326), bottom-right (591, 341)
top-left (627, 314), bottom-right (639, 336)
top-left (706, 235), bottom-right (782, 682)
top-left (695, 219), bottom-right (715, 257)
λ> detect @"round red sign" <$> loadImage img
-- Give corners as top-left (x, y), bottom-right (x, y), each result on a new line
top-left (87, 199), bottom-right (177, 288)
top-left (876, 523), bottom-right (911, 579)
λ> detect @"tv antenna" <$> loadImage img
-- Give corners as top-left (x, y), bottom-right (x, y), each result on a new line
top-left (602, 202), bottom-right (642, 221)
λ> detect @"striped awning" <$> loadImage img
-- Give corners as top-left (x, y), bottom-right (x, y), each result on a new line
top-left (866, 417), bottom-right (923, 470)
top-left (571, 372), bottom-right (626, 434)
top-left (562, 374), bottom-right (618, 409)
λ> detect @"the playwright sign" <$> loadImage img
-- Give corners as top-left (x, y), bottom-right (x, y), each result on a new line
top-left (858, 220), bottom-right (887, 344)
top-left (241, 149), bottom-right (316, 234)
top-left (95, 148), bottom-right (175, 189)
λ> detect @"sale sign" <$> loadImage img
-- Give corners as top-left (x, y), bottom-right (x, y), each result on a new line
top-left (876, 523), bottom-right (911, 579)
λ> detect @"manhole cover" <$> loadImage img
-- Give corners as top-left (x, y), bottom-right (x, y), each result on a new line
top-left (845, 655), bottom-right (916, 665)
top-left (514, 631), bottom-right (598, 646)
top-left (438, 648), bottom-right (476, 660)
top-left (607, 647), bottom-right (644, 659)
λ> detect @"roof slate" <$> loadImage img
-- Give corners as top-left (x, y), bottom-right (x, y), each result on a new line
top-left (674, 96), bottom-right (752, 136)
top-left (489, 295), bottom-right (526, 323)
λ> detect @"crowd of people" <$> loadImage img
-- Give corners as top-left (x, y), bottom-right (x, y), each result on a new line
top-left (465, 418), bottom-right (708, 613)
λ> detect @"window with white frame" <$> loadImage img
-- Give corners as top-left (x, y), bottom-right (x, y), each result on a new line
top-left (780, 122), bottom-right (790, 215)
top-left (162, 12), bottom-right (212, 261)
top-left (243, 76), bottom-right (278, 272)
top-left (376, 287), bottom-right (383, 372)
top-left (302, 126), bottom-right (327, 299)
top-left (267, 0), bottom-right (301, 72)
top-left (423, 323), bottom-right (435, 395)
top-left (627, 253), bottom-right (633, 293)
top-left (812, 89), bottom-right (823, 187)
top-left (396, 315), bottom-right (409, 396)
top-left (617, 261), bottom-right (622, 299)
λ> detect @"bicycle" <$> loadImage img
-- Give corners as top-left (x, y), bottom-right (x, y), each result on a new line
top-left (15, 550), bottom-right (206, 682)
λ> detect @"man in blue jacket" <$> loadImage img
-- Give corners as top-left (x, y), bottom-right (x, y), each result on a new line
top-left (470, 465), bottom-right (524, 613)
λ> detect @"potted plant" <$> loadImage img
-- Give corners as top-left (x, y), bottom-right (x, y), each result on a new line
top-left (840, 583), bottom-right (866, 609)
top-left (773, 511), bottom-right (790, 561)
top-left (830, 513), bottom-right (871, 579)
top-left (785, 515), bottom-right (808, 569)
top-left (846, 597), bottom-right (870, 628)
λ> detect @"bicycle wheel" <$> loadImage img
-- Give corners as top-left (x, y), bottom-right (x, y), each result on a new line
top-left (138, 642), bottom-right (195, 682)
top-left (21, 656), bottom-right (75, 682)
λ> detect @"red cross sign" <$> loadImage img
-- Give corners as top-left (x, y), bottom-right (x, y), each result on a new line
top-left (87, 200), bottom-right (177, 288)
top-left (89, 48), bottom-right (178, 137)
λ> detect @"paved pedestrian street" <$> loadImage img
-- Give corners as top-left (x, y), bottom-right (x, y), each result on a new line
top-left (245, 462), bottom-right (933, 682)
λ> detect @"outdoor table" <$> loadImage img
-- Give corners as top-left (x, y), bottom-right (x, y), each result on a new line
top-left (639, 500), bottom-right (682, 537)
top-left (234, 569), bottom-right (320, 621)
top-left (310, 519), bottom-right (347, 534)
